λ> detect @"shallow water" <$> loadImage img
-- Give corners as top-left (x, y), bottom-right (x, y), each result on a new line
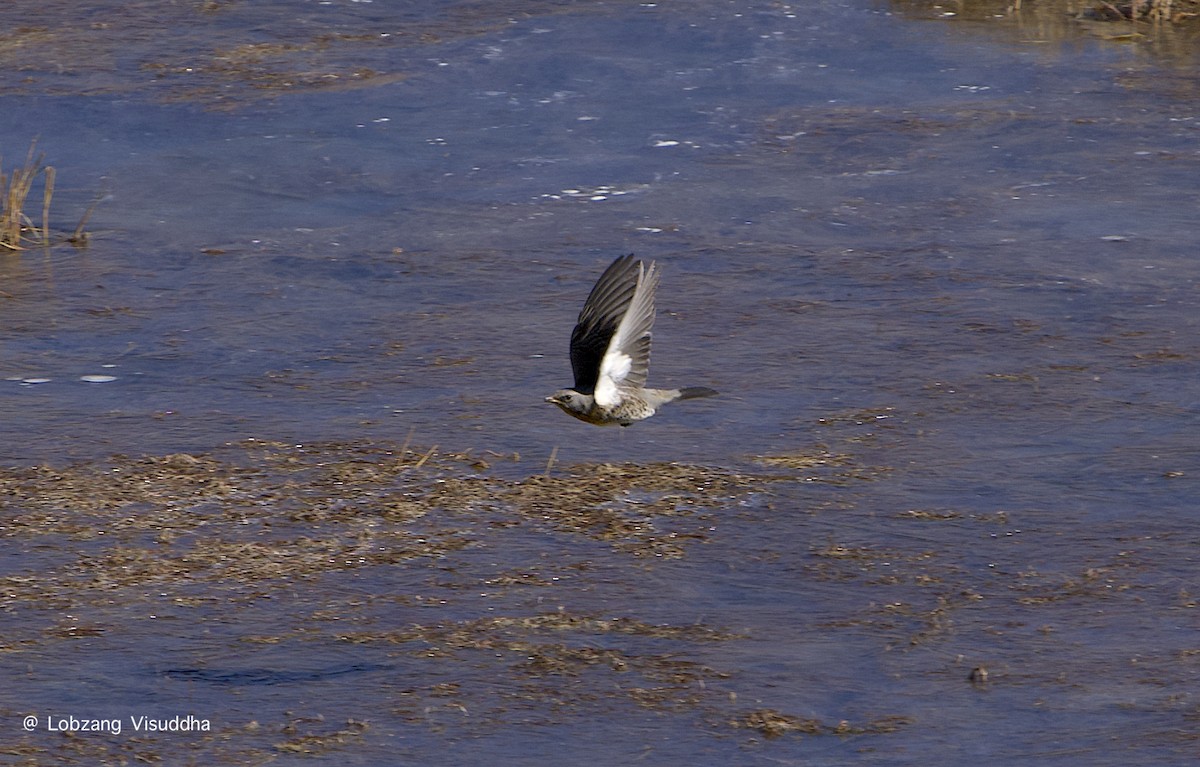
top-left (1, 0), bottom-right (1199, 764)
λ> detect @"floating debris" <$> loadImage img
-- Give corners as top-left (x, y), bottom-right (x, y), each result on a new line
top-left (651, 138), bottom-right (702, 148)
top-left (80, 375), bottom-right (118, 383)
top-left (537, 184), bottom-right (646, 203)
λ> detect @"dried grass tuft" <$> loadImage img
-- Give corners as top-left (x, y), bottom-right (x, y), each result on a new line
top-left (1, 140), bottom-right (93, 251)
top-left (1, 140), bottom-right (55, 250)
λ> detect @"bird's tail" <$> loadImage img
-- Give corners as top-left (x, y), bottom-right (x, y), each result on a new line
top-left (677, 386), bottom-right (718, 401)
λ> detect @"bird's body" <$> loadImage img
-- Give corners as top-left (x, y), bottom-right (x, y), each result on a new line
top-left (546, 254), bottom-right (717, 426)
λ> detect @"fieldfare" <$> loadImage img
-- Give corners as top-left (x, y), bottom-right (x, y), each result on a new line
top-left (546, 254), bottom-right (717, 426)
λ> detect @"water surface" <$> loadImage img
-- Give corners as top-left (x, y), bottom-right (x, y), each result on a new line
top-left (1, 1), bottom-right (1198, 764)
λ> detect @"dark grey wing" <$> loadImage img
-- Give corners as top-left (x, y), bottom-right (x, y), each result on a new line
top-left (568, 254), bottom-right (640, 395)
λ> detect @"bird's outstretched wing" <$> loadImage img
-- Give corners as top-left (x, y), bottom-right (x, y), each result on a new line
top-left (566, 255), bottom-right (659, 410)
top-left (594, 259), bottom-right (657, 408)
top-left (569, 254), bottom-right (641, 395)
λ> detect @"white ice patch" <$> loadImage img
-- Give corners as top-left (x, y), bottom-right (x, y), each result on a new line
top-left (536, 184), bottom-right (647, 204)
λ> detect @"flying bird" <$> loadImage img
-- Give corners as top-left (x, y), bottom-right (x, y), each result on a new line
top-left (546, 254), bottom-right (717, 426)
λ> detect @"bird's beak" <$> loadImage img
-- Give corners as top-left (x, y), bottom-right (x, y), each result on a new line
top-left (544, 396), bottom-right (557, 404)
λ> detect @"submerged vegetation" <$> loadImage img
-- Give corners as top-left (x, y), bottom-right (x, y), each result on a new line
top-left (0, 439), bottom-right (896, 762)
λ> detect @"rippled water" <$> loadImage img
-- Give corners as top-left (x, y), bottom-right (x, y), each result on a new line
top-left (1, 0), bottom-right (1198, 765)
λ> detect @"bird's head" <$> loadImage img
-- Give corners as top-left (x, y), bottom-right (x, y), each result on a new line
top-left (545, 389), bottom-right (592, 416)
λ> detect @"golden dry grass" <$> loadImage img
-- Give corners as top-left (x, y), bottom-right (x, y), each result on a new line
top-left (0, 140), bottom-right (55, 250)
top-left (0, 139), bottom-right (94, 250)
top-left (1093, 0), bottom-right (1200, 22)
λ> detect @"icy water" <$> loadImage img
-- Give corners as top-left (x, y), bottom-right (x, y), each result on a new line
top-left (1, 0), bottom-right (1199, 764)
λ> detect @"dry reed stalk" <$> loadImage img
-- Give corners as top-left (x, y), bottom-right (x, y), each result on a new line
top-left (70, 193), bottom-right (101, 246)
top-left (42, 165), bottom-right (55, 243)
top-left (413, 445), bottom-right (438, 469)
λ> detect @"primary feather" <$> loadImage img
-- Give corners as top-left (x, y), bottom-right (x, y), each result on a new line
top-left (568, 254), bottom-right (641, 395)
top-left (548, 254), bottom-right (716, 427)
